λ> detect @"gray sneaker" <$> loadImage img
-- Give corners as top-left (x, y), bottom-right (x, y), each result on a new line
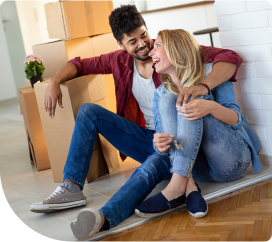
top-left (70, 208), bottom-right (105, 239)
top-left (30, 185), bottom-right (87, 213)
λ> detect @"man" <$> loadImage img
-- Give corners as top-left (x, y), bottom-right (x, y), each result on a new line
top-left (30, 5), bottom-right (242, 239)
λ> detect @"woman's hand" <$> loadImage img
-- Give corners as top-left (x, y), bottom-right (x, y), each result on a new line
top-left (153, 133), bottom-right (173, 153)
top-left (177, 99), bottom-right (214, 121)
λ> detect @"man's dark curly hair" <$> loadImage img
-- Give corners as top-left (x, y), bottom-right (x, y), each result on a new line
top-left (109, 5), bottom-right (147, 43)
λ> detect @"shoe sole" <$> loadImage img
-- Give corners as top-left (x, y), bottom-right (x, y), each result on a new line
top-left (135, 203), bottom-right (185, 218)
top-left (70, 208), bottom-right (101, 239)
top-left (189, 206), bottom-right (208, 218)
top-left (30, 199), bottom-right (87, 213)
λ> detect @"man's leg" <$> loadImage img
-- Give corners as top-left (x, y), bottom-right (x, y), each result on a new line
top-left (70, 152), bottom-right (172, 239)
top-left (99, 152), bottom-right (172, 228)
top-left (30, 103), bottom-right (156, 213)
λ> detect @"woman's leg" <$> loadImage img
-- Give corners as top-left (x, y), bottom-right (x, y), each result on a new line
top-left (195, 114), bottom-right (251, 182)
top-left (156, 92), bottom-right (203, 200)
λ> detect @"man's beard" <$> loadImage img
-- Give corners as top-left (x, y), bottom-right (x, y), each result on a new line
top-left (128, 42), bottom-right (152, 61)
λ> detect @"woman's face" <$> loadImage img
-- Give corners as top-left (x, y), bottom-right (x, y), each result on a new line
top-left (149, 35), bottom-right (175, 75)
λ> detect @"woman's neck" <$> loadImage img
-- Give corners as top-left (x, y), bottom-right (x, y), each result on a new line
top-left (169, 72), bottom-right (182, 92)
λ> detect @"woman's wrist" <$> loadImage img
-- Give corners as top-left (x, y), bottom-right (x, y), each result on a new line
top-left (209, 101), bottom-right (218, 116)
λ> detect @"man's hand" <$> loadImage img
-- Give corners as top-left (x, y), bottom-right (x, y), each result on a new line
top-left (153, 133), bottom-right (173, 153)
top-left (44, 80), bottom-right (63, 119)
top-left (177, 99), bottom-right (213, 121)
top-left (176, 85), bottom-right (208, 107)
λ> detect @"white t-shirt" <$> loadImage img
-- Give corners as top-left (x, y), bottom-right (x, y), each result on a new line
top-left (132, 61), bottom-right (156, 130)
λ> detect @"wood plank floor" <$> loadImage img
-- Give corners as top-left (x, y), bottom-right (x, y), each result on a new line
top-left (102, 178), bottom-right (272, 241)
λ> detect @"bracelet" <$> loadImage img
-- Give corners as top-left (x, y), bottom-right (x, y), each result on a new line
top-left (198, 83), bottom-right (210, 95)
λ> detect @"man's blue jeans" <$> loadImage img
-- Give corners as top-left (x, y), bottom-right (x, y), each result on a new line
top-left (157, 92), bottom-right (251, 182)
top-left (63, 103), bottom-right (172, 228)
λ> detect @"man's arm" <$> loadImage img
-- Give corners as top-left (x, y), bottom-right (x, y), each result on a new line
top-left (176, 46), bottom-right (242, 106)
top-left (44, 63), bottom-right (78, 119)
top-left (44, 52), bottom-right (117, 118)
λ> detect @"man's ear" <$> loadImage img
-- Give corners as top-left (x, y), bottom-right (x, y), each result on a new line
top-left (117, 41), bottom-right (125, 50)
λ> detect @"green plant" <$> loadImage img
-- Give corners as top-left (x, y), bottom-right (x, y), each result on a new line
top-left (24, 55), bottom-right (45, 80)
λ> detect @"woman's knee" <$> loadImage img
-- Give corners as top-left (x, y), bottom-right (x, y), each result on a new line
top-left (158, 93), bottom-right (177, 112)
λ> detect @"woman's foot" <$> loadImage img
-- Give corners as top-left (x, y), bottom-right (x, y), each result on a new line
top-left (135, 173), bottom-right (187, 218)
top-left (185, 177), bottom-right (208, 218)
top-left (135, 192), bottom-right (186, 218)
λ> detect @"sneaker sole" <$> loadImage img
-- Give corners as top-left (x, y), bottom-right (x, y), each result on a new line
top-left (30, 199), bottom-right (87, 213)
top-left (135, 203), bottom-right (185, 218)
top-left (189, 206), bottom-right (208, 218)
top-left (70, 208), bottom-right (101, 239)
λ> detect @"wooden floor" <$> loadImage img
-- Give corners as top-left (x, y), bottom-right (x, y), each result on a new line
top-left (102, 178), bottom-right (272, 241)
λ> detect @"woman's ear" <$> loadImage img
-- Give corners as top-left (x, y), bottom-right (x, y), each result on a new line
top-left (117, 41), bottom-right (125, 50)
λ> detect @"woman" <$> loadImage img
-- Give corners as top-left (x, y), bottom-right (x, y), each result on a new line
top-left (135, 29), bottom-right (262, 218)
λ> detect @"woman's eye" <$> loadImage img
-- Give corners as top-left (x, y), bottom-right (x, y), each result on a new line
top-left (157, 44), bottom-right (161, 47)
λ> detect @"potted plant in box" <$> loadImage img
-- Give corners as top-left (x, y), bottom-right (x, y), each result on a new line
top-left (24, 55), bottom-right (45, 87)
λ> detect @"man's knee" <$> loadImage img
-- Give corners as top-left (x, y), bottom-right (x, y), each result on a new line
top-left (78, 103), bottom-right (103, 120)
top-left (139, 153), bottom-right (171, 175)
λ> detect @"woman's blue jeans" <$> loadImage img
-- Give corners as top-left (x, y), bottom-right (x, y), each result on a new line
top-left (63, 103), bottom-right (172, 228)
top-left (157, 92), bottom-right (251, 182)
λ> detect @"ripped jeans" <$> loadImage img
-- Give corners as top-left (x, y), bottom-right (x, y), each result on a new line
top-left (157, 93), bottom-right (251, 182)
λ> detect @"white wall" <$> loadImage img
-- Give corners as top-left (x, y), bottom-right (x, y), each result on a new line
top-left (0, 11), bottom-right (16, 102)
top-left (215, 0), bottom-right (272, 158)
top-left (142, 3), bottom-right (221, 47)
top-left (16, 0), bottom-right (59, 56)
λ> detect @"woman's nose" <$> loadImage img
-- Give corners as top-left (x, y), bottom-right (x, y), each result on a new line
top-left (149, 49), bottom-right (154, 57)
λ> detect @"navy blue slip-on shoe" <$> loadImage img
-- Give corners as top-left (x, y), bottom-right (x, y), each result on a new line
top-left (186, 183), bottom-right (208, 218)
top-left (135, 192), bottom-right (185, 218)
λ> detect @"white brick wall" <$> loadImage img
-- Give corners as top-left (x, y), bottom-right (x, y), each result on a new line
top-left (215, 0), bottom-right (272, 159)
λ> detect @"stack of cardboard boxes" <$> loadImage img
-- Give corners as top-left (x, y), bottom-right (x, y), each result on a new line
top-left (20, 1), bottom-right (121, 183)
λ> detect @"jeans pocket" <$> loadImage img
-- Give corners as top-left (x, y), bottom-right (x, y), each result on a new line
top-left (224, 161), bottom-right (250, 182)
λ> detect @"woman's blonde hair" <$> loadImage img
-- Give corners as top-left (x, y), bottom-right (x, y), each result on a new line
top-left (158, 29), bottom-right (205, 95)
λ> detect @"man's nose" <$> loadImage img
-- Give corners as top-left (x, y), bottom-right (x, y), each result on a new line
top-left (138, 39), bottom-right (145, 48)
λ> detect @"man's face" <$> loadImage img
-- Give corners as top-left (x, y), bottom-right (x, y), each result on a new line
top-left (118, 26), bottom-right (152, 61)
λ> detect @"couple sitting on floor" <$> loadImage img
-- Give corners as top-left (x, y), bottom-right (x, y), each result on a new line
top-left (29, 5), bottom-right (261, 239)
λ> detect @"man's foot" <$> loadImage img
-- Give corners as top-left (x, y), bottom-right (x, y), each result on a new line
top-left (30, 183), bottom-right (86, 213)
top-left (186, 183), bottom-right (208, 218)
top-left (70, 208), bottom-right (105, 239)
top-left (135, 192), bottom-right (185, 218)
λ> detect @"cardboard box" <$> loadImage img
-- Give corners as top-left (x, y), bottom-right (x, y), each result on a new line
top-left (18, 87), bottom-right (51, 171)
top-left (34, 75), bottom-right (120, 183)
top-left (33, 33), bottom-right (118, 113)
top-left (45, 1), bottom-right (113, 39)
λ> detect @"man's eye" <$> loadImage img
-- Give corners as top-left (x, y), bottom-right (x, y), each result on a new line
top-left (131, 41), bottom-right (136, 45)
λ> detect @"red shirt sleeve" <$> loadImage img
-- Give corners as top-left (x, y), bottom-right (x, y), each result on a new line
top-left (200, 45), bottom-right (243, 82)
top-left (67, 51), bottom-right (118, 77)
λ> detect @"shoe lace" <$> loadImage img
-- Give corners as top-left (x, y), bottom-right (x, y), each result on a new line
top-left (45, 186), bottom-right (65, 201)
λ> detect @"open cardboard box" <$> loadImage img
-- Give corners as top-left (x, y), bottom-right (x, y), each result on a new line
top-left (44, 1), bottom-right (113, 40)
top-left (32, 33), bottom-right (118, 113)
top-left (34, 74), bottom-right (120, 183)
top-left (18, 87), bottom-right (51, 171)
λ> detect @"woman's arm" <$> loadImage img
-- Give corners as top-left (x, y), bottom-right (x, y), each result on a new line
top-left (209, 101), bottom-right (238, 126)
top-left (178, 99), bottom-right (238, 126)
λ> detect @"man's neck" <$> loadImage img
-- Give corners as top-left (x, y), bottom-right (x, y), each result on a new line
top-left (134, 57), bottom-right (153, 69)
top-left (134, 58), bottom-right (154, 79)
